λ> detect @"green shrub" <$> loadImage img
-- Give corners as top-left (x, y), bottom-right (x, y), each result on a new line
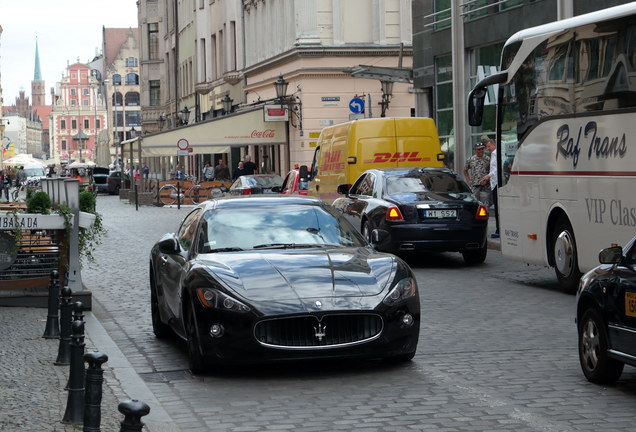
top-left (79, 189), bottom-right (96, 213)
top-left (26, 191), bottom-right (51, 214)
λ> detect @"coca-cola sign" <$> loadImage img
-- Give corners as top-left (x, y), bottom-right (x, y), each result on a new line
top-left (251, 129), bottom-right (276, 138)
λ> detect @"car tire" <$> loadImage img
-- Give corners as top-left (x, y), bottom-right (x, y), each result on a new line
top-left (186, 307), bottom-right (207, 374)
top-left (578, 308), bottom-right (624, 384)
top-left (150, 268), bottom-right (172, 339)
top-left (552, 216), bottom-right (581, 294)
top-left (462, 243), bottom-right (487, 265)
top-left (362, 221), bottom-right (373, 244)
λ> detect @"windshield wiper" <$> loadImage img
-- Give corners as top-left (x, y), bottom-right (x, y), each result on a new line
top-left (252, 243), bottom-right (337, 250)
top-left (207, 247), bottom-right (244, 253)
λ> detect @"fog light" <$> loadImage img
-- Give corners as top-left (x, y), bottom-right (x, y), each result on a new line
top-left (402, 313), bottom-right (414, 327)
top-left (209, 323), bottom-right (224, 337)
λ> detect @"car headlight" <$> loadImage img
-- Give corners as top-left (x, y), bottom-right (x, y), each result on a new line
top-left (196, 288), bottom-right (251, 313)
top-left (383, 277), bottom-right (417, 306)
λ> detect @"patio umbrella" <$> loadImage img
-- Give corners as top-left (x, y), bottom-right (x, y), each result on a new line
top-left (2, 153), bottom-right (47, 167)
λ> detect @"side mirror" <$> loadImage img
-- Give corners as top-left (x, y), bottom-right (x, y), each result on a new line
top-left (157, 234), bottom-right (180, 254)
top-left (468, 87), bottom-right (486, 126)
top-left (337, 184), bottom-right (350, 195)
top-left (599, 246), bottom-right (623, 265)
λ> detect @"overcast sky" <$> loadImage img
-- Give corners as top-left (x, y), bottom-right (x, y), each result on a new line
top-left (1, 0), bottom-right (138, 106)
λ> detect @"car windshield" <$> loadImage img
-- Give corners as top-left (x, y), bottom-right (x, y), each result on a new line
top-left (201, 203), bottom-right (366, 251)
top-left (244, 175), bottom-right (283, 188)
top-left (24, 167), bottom-right (45, 177)
top-left (385, 172), bottom-right (471, 195)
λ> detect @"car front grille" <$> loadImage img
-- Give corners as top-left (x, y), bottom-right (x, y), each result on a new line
top-left (254, 313), bottom-right (383, 349)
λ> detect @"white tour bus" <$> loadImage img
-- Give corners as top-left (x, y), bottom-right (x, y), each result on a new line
top-left (468, 3), bottom-right (636, 293)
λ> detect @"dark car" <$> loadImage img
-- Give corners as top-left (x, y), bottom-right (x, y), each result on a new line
top-left (149, 196), bottom-right (420, 373)
top-left (576, 235), bottom-right (636, 384)
top-left (106, 171), bottom-right (125, 195)
top-left (332, 167), bottom-right (489, 265)
top-left (229, 174), bottom-right (283, 195)
top-left (92, 167), bottom-right (110, 194)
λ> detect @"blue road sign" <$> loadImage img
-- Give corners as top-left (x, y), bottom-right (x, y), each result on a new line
top-left (349, 97), bottom-right (365, 114)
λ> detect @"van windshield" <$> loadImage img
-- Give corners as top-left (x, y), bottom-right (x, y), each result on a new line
top-left (24, 167), bottom-right (45, 177)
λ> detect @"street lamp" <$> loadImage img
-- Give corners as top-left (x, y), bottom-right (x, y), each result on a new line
top-left (157, 114), bottom-right (166, 130)
top-left (73, 132), bottom-right (89, 163)
top-left (178, 106), bottom-right (190, 125)
top-left (272, 75), bottom-right (303, 133)
top-left (379, 80), bottom-right (394, 118)
top-left (221, 94), bottom-right (233, 114)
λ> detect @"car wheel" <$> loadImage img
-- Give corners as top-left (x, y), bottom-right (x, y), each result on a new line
top-left (186, 307), bottom-right (207, 374)
top-left (150, 267), bottom-right (172, 339)
top-left (552, 216), bottom-right (581, 294)
top-left (578, 308), bottom-right (624, 384)
top-left (362, 221), bottom-right (373, 243)
top-left (462, 243), bottom-right (487, 265)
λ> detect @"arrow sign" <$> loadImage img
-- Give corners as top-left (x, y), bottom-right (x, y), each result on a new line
top-left (349, 97), bottom-right (365, 114)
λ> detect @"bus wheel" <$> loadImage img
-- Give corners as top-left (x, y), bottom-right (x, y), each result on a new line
top-left (552, 216), bottom-right (581, 294)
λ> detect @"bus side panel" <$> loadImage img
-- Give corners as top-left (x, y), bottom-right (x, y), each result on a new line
top-left (498, 194), bottom-right (525, 262)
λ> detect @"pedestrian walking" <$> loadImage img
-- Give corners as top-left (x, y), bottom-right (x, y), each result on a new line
top-left (463, 142), bottom-right (491, 208)
top-left (16, 166), bottom-right (26, 187)
top-left (243, 155), bottom-right (257, 175)
top-left (1, 170), bottom-right (12, 201)
top-left (142, 164), bottom-right (150, 179)
top-left (202, 162), bottom-right (214, 181)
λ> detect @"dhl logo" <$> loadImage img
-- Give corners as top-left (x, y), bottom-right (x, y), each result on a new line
top-left (364, 152), bottom-right (431, 164)
top-left (320, 150), bottom-right (345, 171)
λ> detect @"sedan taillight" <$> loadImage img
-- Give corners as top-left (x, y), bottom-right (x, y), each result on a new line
top-left (475, 205), bottom-right (489, 220)
top-left (242, 188), bottom-right (252, 195)
top-left (386, 206), bottom-right (404, 221)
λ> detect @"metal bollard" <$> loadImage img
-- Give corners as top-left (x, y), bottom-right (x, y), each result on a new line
top-left (83, 351), bottom-right (109, 432)
top-left (55, 286), bottom-right (73, 365)
top-left (62, 319), bottom-right (86, 424)
top-left (65, 302), bottom-right (85, 389)
top-left (43, 269), bottom-right (61, 339)
top-left (118, 399), bottom-right (150, 432)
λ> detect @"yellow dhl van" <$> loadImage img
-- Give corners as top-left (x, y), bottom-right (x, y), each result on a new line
top-left (306, 117), bottom-right (444, 202)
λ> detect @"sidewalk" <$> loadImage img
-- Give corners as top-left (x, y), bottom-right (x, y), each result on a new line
top-left (0, 305), bottom-right (180, 431)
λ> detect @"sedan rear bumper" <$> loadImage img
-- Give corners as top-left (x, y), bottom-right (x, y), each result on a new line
top-left (381, 222), bottom-right (488, 253)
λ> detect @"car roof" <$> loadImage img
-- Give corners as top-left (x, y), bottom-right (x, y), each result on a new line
top-left (201, 195), bottom-right (323, 210)
top-left (366, 167), bottom-right (457, 176)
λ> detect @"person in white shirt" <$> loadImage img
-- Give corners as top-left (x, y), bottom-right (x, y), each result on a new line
top-left (483, 138), bottom-right (499, 238)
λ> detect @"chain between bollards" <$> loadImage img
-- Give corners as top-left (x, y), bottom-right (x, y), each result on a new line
top-left (118, 399), bottom-right (150, 432)
top-left (43, 270), bottom-right (61, 339)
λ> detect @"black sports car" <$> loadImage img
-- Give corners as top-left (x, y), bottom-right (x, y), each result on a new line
top-left (149, 196), bottom-right (420, 373)
top-left (332, 167), bottom-right (489, 265)
top-left (576, 235), bottom-right (636, 384)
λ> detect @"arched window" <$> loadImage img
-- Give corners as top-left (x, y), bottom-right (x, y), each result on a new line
top-left (125, 73), bottom-right (139, 85)
top-left (112, 92), bottom-right (123, 106)
top-left (125, 92), bottom-right (140, 106)
top-left (112, 74), bottom-right (122, 85)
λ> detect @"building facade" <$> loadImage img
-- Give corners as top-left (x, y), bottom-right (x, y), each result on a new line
top-left (137, 0), bottom-right (416, 179)
top-left (412, 0), bottom-right (633, 173)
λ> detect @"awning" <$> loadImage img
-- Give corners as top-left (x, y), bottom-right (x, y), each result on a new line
top-left (140, 107), bottom-right (287, 157)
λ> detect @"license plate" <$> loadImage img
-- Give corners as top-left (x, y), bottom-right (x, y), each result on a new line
top-left (626, 292), bottom-right (636, 318)
top-left (423, 209), bottom-right (457, 218)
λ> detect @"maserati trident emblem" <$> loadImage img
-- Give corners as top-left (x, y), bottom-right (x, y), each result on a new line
top-left (315, 300), bottom-right (322, 309)
top-left (314, 323), bottom-right (327, 341)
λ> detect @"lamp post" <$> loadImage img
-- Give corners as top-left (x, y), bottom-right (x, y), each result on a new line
top-left (379, 80), bottom-right (394, 118)
top-left (272, 75), bottom-right (303, 132)
top-left (72, 132), bottom-right (88, 164)
top-left (157, 114), bottom-right (165, 130)
top-left (178, 106), bottom-right (190, 125)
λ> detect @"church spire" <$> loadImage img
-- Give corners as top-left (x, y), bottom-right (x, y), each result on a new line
top-left (34, 37), bottom-right (42, 82)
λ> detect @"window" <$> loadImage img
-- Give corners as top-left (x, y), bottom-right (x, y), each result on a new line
top-left (125, 92), bottom-right (140, 106)
top-left (96, 118), bottom-right (101, 129)
top-left (61, 119), bottom-right (66, 129)
top-left (71, 119), bottom-right (77, 129)
top-left (125, 73), bottom-right (139, 85)
top-left (61, 140), bottom-right (67, 150)
top-left (468, 43), bottom-right (504, 142)
top-left (126, 111), bottom-right (141, 126)
top-left (350, 173), bottom-right (376, 197)
top-left (148, 23), bottom-right (160, 60)
top-left (177, 209), bottom-right (202, 253)
top-left (435, 55), bottom-right (453, 166)
top-left (112, 92), bottom-right (123, 106)
top-left (71, 100), bottom-right (76, 107)
top-left (149, 80), bottom-right (160, 106)
top-left (84, 119), bottom-right (90, 129)
top-left (112, 74), bottom-right (121, 85)
top-left (434, 0), bottom-right (450, 30)
top-left (125, 57), bottom-right (138, 67)
top-left (83, 99), bottom-right (89, 106)
top-left (114, 111), bottom-right (123, 128)
top-left (83, 88), bottom-right (89, 96)
top-left (71, 88), bottom-right (76, 96)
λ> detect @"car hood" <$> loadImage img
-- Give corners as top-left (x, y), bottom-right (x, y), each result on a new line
top-left (198, 247), bottom-right (396, 304)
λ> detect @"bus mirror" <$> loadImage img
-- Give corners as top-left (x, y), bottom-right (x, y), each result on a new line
top-left (468, 87), bottom-right (486, 126)
top-left (299, 165), bottom-right (309, 180)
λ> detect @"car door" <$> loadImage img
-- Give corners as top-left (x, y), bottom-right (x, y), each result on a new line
top-left (606, 241), bottom-right (636, 358)
top-left (335, 172), bottom-right (376, 233)
top-left (159, 208), bottom-right (202, 332)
